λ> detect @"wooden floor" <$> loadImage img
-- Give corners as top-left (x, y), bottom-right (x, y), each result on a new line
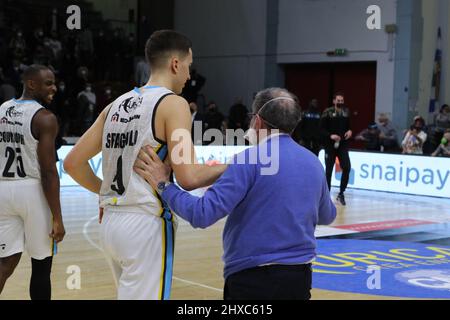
top-left (1, 187), bottom-right (450, 300)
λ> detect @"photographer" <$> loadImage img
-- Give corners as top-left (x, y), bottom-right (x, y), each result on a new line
top-left (320, 92), bottom-right (352, 205)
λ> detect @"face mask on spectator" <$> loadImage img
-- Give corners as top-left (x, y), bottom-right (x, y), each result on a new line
top-left (59, 84), bottom-right (65, 91)
top-left (86, 86), bottom-right (92, 92)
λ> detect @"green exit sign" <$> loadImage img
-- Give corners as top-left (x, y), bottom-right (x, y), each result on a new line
top-left (326, 49), bottom-right (348, 57)
top-left (334, 49), bottom-right (347, 56)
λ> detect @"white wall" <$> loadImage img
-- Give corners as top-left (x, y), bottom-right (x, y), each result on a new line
top-left (442, 0), bottom-right (450, 106)
top-left (277, 0), bottom-right (397, 118)
top-left (417, 0), bottom-right (450, 122)
top-left (174, 0), bottom-right (268, 111)
top-left (417, 0), bottom-right (439, 121)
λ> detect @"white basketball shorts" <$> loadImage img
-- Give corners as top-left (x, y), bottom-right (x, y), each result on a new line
top-left (99, 209), bottom-right (177, 300)
top-left (0, 179), bottom-right (54, 260)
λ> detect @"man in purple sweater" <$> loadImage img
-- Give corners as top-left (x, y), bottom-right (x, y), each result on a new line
top-left (134, 88), bottom-right (337, 300)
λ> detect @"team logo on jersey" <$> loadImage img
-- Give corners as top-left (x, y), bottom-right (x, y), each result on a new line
top-left (5, 106), bottom-right (24, 118)
top-left (111, 112), bottom-right (120, 122)
top-left (0, 117), bottom-right (7, 124)
top-left (118, 96), bottom-right (143, 114)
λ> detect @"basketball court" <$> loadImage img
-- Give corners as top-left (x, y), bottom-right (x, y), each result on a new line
top-left (1, 184), bottom-right (449, 300)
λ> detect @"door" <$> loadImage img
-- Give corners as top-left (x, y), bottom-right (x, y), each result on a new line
top-left (285, 62), bottom-right (377, 149)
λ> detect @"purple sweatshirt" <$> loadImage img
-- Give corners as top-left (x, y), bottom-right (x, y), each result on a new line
top-left (162, 134), bottom-right (336, 279)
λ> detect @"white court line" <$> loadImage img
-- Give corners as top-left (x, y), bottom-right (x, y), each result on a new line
top-left (172, 277), bottom-right (222, 293)
top-left (82, 215), bottom-right (223, 293)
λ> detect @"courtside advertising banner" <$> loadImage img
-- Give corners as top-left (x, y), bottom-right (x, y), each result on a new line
top-left (318, 150), bottom-right (450, 198)
top-left (57, 146), bottom-right (449, 198)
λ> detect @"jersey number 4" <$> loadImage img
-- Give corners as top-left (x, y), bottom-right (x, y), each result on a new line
top-left (2, 147), bottom-right (26, 178)
top-left (111, 155), bottom-right (125, 195)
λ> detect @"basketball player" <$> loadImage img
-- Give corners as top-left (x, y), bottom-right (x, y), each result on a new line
top-left (0, 65), bottom-right (65, 300)
top-left (63, 30), bottom-right (226, 300)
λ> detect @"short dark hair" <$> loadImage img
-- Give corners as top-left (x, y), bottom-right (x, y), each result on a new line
top-left (333, 92), bottom-right (345, 99)
top-left (22, 64), bottom-right (51, 82)
top-left (145, 30), bottom-right (192, 69)
top-left (252, 88), bottom-right (302, 134)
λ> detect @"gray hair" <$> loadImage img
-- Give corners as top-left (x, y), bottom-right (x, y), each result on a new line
top-left (252, 87), bottom-right (301, 133)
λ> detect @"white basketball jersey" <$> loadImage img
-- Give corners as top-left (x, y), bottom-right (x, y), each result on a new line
top-left (100, 86), bottom-right (174, 216)
top-left (0, 99), bottom-right (44, 181)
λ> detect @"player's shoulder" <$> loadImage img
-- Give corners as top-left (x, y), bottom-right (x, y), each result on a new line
top-left (158, 94), bottom-right (189, 112)
top-left (113, 89), bottom-right (139, 103)
top-left (1, 99), bottom-right (43, 109)
top-left (0, 99), bottom-right (13, 108)
top-left (33, 108), bottom-right (57, 123)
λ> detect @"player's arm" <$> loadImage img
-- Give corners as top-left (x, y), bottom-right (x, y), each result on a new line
top-left (33, 109), bottom-right (65, 242)
top-left (159, 95), bottom-right (226, 191)
top-left (63, 104), bottom-right (111, 194)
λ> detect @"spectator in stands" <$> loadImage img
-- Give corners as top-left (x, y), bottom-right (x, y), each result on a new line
top-left (47, 30), bottom-right (62, 68)
top-left (8, 29), bottom-right (27, 61)
top-left (78, 26), bottom-right (94, 67)
top-left (413, 116), bottom-right (427, 133)
top-left (402, 122), bottom-right (427, 155)
top-left (190, 101), bottom-right (206, 145)
top-left (0, 67), bottom-right (16, 104)
top-left (29, 27), bottom-right (45, 54)
top-left (431, 131), bottom-right (450, 157)
top-left (431, 129), bottom-right (450, 157)
top-left (76, 83), bottom-right (96, 134)
top-left (433, 104), bottom-right (450, 148)
top-left (135, 57), bottom-right (150, 87)
top-left (204, 101), bottom-right (225, 145)
top-left (297, 98), bottom-right (322, 156)
top-left (435, 104), bottom-right (450, 130)
top-left (95, 85), bottom-right (114, 117)
top-left (73, 66), bottom-right (89, 96)
top-left (377, 113), bottom-right (399, 152)
top-left (6, 59), bottom-right (25, 93)
top-left (355, 122), bottom-right (381, 151)
top-left (50, 80), bottom-right (71, 137)
top-left (182, 68), bottom-right (206, 103)
top-left (228, 98), bottom-right (249, 131)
